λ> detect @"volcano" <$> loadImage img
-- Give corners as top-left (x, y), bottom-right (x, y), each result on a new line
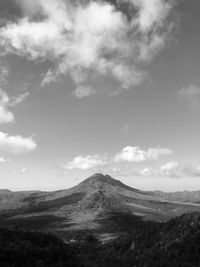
top-left (1, 173), bottom-right (200, 231)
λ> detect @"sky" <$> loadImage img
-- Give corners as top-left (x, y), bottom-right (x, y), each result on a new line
top-left (0, 0), bottom-right (199, 192)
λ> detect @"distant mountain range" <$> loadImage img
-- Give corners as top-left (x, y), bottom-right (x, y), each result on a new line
top-left (1, 173), bottom-right (200, 231)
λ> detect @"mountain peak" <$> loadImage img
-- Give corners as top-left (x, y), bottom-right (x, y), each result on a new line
top-left (78, 173), bottom-right (142, 194)
top-left (92, 173), bottom-right (114, 180)
top-left (83, 173), bottom-right (115, 184)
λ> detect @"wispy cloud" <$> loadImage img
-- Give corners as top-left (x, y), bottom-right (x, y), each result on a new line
top-left (0, 0), bottom-right (174, 96)
top-left (9, 92), bottom-right (29, 106)
top-left (12, 167), bottom-right (28, 175)
top-left (0, 131), bottom-right (37, 154)
top-left (178, 85), bottom-right (200, 108)
top-left (121, 124), bottom-right (133, 133)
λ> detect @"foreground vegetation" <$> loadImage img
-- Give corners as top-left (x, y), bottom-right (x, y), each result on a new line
top-left (0, 212), bottom-right (200, 267)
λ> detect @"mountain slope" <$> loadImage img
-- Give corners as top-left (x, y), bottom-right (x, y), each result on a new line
top-left (1, 173), bottom-right (200, 231)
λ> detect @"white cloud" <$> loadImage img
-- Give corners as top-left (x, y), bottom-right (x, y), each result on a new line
top-left (178, 85), bottom-right (200, 107)
top-left (130, 0), bottom-right (171, 32)
top-left (0, 105), bottom-right (14, 124)
top-left (160, 161), bottom-right (180, 176)
top-left (146, 147), bottom-right (173, 160)
top-left (192, 167), bottom-right (200, 177)
top-left (0, 131), bottom-right (37, 154)
top-left (0, 90), bottom-right (15, 124)
top-left (21, 167), bottom-right (27, 173)
top-left (65, 154), bottom-right (107, 170)
top-left (0, 157), bottom-right (9, 163)
top-left (41, 69), bottom-right (58, 86)
top-left (168, 164), bottom-right (200, 178)
top-left (139, 162), bottom-right (200, 178)
top-left (114, 146), bottom-right (173, 162)
top-left (0, 89), bottom-right (29, 124)
top-left (139, 167), bottom-right (154, 176)
top-left (12, 167), bottom-right (28, 175)
top-left (72, 85), bottom-right (95, 98)
top-left (0, 0), bottom-right (174, 96)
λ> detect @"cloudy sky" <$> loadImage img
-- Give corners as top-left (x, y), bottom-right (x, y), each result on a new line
top-left (0, 0), bottom-right (199, 192)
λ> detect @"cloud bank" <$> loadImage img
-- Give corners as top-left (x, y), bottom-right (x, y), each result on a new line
top-left (63, 147), bottom-right (200, 179)
top-left (0, 0), bottom-right (174, 96)
top-left (65, 145), bottom-right (173, 171)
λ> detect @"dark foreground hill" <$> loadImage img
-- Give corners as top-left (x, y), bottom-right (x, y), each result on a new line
top-left (1, 173), bottom-right (200, 233)
top-left (0, 228), bottom-right (82, 267)
top-left (1, 212), bottom-right (200, 267)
